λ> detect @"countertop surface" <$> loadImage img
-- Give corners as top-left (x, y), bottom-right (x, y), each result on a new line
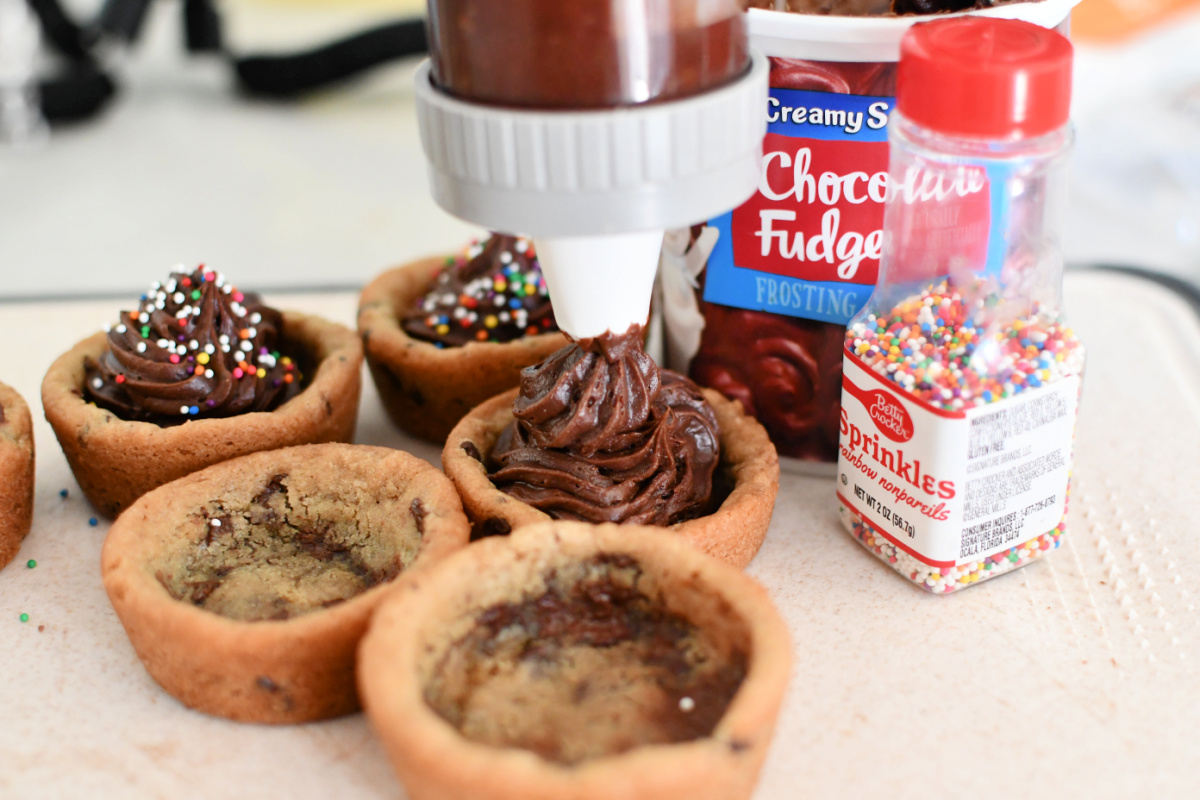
top-left (1, 270), bottom-right (1198, 799)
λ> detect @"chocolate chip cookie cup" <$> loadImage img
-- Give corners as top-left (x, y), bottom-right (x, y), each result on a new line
top-left (357, 237), bottom-right (566, 445)
top-left (43, 309), bottom-right (362, 518)
top-left (442, 387), bottom-right (779, 569)
top-left (101, 443), bottom-right (470, 724)
top-left (357, 521), bottom-right (791, 800)
top-left (0, 382), bottom-right (35, 571)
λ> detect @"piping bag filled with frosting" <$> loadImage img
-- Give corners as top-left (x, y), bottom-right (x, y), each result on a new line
top-left (84, 266), bottom-right (302, 424)
top-left (490, 325), bottom-right (720, 526)
top-left (414, 1), bottom-right (767, 526)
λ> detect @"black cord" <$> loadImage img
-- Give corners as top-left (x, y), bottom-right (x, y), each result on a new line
top-left (1078, 264), bottom-right (1200, 320)
top-left (22, 0), bottom-right (119, 124)
top-left (94, 0), bottom-right (154, 43)
top-left (20, 0), bottom-right (429, 127)
top-left (39, 63), bottom-right (116, 124)
top-left (183, 0), bottom-right (221, 53)
top-left (233, 19), bottom-right (428, 98)
top-left (26, 0), bottom-right (91, 59)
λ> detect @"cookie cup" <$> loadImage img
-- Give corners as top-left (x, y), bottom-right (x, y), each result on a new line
top-left (358, 521), bottom-right (792, 800)
top-left (0, 382), bottom-right (35, 571)
top-left (357, 257), bottom-right (566, 444)
top-left (101, 443), bottom-right (470, 724)
top-left (42, 311), bottom-right (362, 518)
top-left (442, 388), bottom-right (779, 569)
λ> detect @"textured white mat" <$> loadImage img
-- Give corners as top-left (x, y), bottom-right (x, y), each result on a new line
top-left (0, 271), bottom-right (1196, 799)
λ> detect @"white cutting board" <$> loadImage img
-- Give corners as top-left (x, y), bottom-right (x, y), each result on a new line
top-left (0, 270), bottom-right (1197, 799)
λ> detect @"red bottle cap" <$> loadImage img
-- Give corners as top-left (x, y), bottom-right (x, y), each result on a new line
top-left (897, 17), bottom-right (1073, 140)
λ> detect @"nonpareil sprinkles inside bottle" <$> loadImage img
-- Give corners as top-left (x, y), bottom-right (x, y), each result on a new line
top-left (836, 17), bottom-right (1084, 593)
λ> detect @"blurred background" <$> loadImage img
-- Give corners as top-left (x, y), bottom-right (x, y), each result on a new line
top-left (0, 0), bottom-right (1197, 299)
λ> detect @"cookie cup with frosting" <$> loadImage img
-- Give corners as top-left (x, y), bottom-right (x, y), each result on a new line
top-left (42, 311), bottom-right (362, 518)
top-left (358, 520), bottom-right (791, 800)
top-left (358, 255), bottom-right (566, 444)
top-left (0, 381), bottom-right (35, 571)
top-left (442, 388), bottom-right (779, 569)
top-left (102, 443), bottom-right (470, 724)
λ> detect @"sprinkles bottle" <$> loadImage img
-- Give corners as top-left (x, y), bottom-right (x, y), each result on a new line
top-left (836, 18), bottom-right (1084, 593)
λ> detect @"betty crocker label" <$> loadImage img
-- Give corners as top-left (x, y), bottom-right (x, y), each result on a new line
top-left (837, 350), bottom-right (1077, 567)
top-left (842, 378), bottom-right (913, 443)
top-left (704, 88), bottom-right (892, 326)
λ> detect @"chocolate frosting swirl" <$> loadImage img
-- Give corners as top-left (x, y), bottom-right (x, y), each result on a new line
top-left (490, 326), bottom-right (720, 525)
top-left (402, 234), bottom-right (557, 347)
top-left (84, 266), bottom-right (302, 424)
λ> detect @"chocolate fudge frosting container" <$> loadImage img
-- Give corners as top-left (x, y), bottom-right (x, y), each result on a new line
top-left (659, 0), bottom-right (1078, 475)
top-left (357, 520), bottom-right (792, 800)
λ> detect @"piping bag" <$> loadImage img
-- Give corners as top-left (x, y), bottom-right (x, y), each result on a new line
top-left (413, 0), bottom-right (770, 340)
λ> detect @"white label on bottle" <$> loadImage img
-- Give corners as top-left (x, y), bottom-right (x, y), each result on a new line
top-left (836, 350), bottom-right (1077, 567)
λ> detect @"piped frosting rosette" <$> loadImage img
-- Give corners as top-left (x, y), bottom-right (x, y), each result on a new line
top-left (85, 266), bottom-right (301, 423)
top-left (401, 234), bottom-right (556, 347)
top-left (490, 326), bottom-right (720, 526)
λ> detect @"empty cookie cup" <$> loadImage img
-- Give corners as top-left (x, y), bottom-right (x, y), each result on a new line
top-left (358, 521), bottom-right (792, 800)
top-left (101, 443), bottom-right (470, 724)
top-left (441, 388), bottom-right (779, 569)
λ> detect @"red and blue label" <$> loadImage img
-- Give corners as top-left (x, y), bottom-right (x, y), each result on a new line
top-left (704, 88), bottom-right (893, 325)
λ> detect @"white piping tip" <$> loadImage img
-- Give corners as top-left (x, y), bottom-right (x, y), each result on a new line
top-left (535, 231), bottom-right (664, 340)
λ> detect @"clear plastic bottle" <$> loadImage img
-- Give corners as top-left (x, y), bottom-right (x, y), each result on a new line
top-left (836, 17), bottom-right (1085, 593)
top-left (426, 0), bottom-right (749, 109)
